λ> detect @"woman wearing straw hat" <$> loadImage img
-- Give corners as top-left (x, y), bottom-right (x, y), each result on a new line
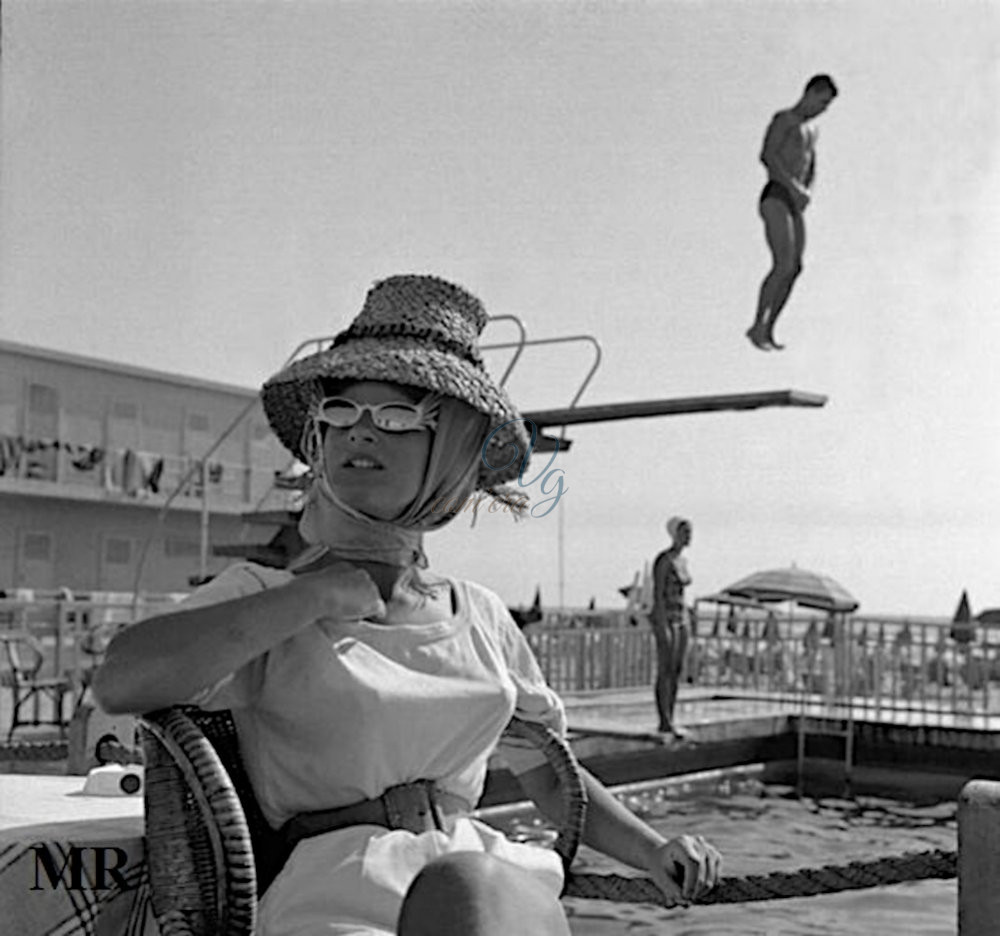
top-left (93, 275), bottom-right (719, 935)
top-left (651, 516), bottom-right (693, 738)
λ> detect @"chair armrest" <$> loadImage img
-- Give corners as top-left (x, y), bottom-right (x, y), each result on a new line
top-left (503, 717), bottom-right (588, 871)
top-left (141, 708), bottom-right (258, 936)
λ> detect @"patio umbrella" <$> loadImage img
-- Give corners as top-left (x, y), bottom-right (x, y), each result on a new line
top-left (720, 566), bottom-right (859, 613)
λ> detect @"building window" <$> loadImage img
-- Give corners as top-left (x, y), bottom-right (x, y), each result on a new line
top-left (23, 532), bottom-right (53, 562)
top-left (112, 400), bottom-right (139, 420)
top-left (108, 398), bottom-right (141, 449)
top-left (142, 400), bottom-right (182, 456)
top-left (164, 536), bottom-right (201, 558)
top-left (104, 538), bottom-right (132, 565)
top-left (27, 383), bottom-right (59, 437)
top-left (187, 413), bottom-right (210, 432)
top-left (0, 372), bottom-right (20, 434)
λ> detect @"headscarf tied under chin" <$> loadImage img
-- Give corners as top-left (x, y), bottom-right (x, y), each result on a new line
top-left (291, 395), bottom-right (491, 574)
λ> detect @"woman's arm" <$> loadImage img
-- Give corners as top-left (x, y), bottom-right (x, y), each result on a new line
top-left (516, 764), bottom-right (719, 905)
top-left (92, 562), bottom-right (384, 714)
top-left (650, 551), bottom-right (670, 617)
top-left (489, 592), bottom-right (719, 900)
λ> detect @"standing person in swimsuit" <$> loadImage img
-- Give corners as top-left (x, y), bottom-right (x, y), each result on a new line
top-left (650, 516), bottom-right (693, 738)
top-left (747, 74), bottom-right (838, 351)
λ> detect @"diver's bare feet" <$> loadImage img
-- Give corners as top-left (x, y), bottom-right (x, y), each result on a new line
top-left (746, 326), bottom-right (770, 351)
top-left (766, 333), bottom-right (785, 350)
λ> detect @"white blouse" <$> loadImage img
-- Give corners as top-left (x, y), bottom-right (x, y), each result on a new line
top-left (183, 562), bottom-right (567, 828)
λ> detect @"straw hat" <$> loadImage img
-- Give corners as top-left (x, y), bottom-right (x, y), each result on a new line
top-left (261, 274), bottom-right (530, 489)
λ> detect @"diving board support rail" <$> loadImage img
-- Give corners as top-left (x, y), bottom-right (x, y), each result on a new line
top-left (958, 779), bottom-right (1000, 935)
top-left (130, 335), bottom-right (339, 605)
top-left (484, 314), bottom-right (528, 385)
top-left (482, 333), bottom-right (604, 411)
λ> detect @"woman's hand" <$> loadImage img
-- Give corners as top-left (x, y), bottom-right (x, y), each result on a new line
top-left (293, 560), bottom-right (387, 622)
top-left (643, 834), bottom-right (721, 906)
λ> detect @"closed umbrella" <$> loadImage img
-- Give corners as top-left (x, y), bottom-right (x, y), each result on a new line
top-left (950, 589), bottom-right (975, 643)
top-left (720, 566), bottom-right (859, 613)
top-left (638, 561), bottom-right (653, 613)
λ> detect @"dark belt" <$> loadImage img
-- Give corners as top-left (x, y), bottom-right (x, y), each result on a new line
top-left (282, 780), bottom-right (448, 849)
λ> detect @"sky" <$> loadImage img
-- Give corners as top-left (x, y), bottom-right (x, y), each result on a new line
top-left (2, 0), bottom-right (999, 617)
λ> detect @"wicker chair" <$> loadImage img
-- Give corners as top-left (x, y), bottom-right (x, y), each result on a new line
top-left (140, 707), bottom-right (589, 936)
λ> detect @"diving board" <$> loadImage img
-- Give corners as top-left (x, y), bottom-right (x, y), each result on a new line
top-left (523, 389), bottom-right (827, 429)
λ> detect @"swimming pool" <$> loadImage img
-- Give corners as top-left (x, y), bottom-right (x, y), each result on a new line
top-left (479, 767), bottom-right (957, 935)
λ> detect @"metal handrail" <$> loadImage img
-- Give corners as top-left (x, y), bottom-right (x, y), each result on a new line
top-left (482, 314), bottom-right (528, 385)
top-left (481, 331), bottom-right (602, 610)
top-left (482, 334), bottom-right (603, 412)
top-left (129, 337), bottom-right (337, 613)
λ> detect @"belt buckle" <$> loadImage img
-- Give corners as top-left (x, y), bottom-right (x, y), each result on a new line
top-left (382, 781), bottom-right (443, 833)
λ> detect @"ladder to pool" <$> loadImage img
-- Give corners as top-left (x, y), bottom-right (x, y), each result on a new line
top-left (796, 621), bottom-right (856, 797)
top-left (796, 709), bottom-right (855, 797)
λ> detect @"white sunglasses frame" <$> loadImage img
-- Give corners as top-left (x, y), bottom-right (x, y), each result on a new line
top-left (311, 394), bottom-right (440, 433)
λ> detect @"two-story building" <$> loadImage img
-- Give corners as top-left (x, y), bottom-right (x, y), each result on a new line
top-left (0, 339), bottom-right (294, 595)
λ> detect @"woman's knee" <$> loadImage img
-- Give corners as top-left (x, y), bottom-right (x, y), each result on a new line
top-left (398, 852), bottom-right (568, 935)
top-left (409, 851), bottom-right (500, 895)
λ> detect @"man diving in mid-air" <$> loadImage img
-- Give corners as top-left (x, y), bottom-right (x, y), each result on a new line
top-left (747, 74), bottom-right (838, 351)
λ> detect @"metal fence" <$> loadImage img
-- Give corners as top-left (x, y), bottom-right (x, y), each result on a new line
top-left (526, 611), bottom-right (1000, 721)
top-left (526, 623), bottom-right (655, 692)
top-left (3, 597), bottom-right (995, 725)
top-left (0, 594), bottom-right (185, 682)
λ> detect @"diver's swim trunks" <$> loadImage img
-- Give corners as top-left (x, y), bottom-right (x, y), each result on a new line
top-left (759, 180), bottom-right (800, 215)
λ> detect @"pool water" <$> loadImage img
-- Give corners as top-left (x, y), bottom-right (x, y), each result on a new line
top-left (491, 775), bottom-right (957, 935)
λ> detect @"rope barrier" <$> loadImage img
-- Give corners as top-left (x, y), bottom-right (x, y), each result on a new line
top-left (563, 848), bottom-right (957, 905)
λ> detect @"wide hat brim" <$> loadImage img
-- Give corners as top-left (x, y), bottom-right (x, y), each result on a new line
top-left (262, 336), bottom-right (532, 490)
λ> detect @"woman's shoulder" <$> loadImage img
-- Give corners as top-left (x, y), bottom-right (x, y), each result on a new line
top-left (653, 550), bottom-right (674, 572)
top-left (447, 578), bottom-right (517, 630)
top-left (449, 577), bottom-right (505, 611)
top-left (448, 579), bottom-right (539, 664)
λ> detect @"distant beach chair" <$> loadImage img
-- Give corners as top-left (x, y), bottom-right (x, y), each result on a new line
top-left (1, 630), bottom-right (71, 741)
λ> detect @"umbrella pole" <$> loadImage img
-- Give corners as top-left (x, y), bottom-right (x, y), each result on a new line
top-left (795, 601), bottom-right (806, 797)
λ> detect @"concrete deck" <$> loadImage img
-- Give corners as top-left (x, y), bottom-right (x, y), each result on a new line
top-left (564, 685), bottom-right (792, 741)
top-left (564, 684), bottom-right (1000, 739)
